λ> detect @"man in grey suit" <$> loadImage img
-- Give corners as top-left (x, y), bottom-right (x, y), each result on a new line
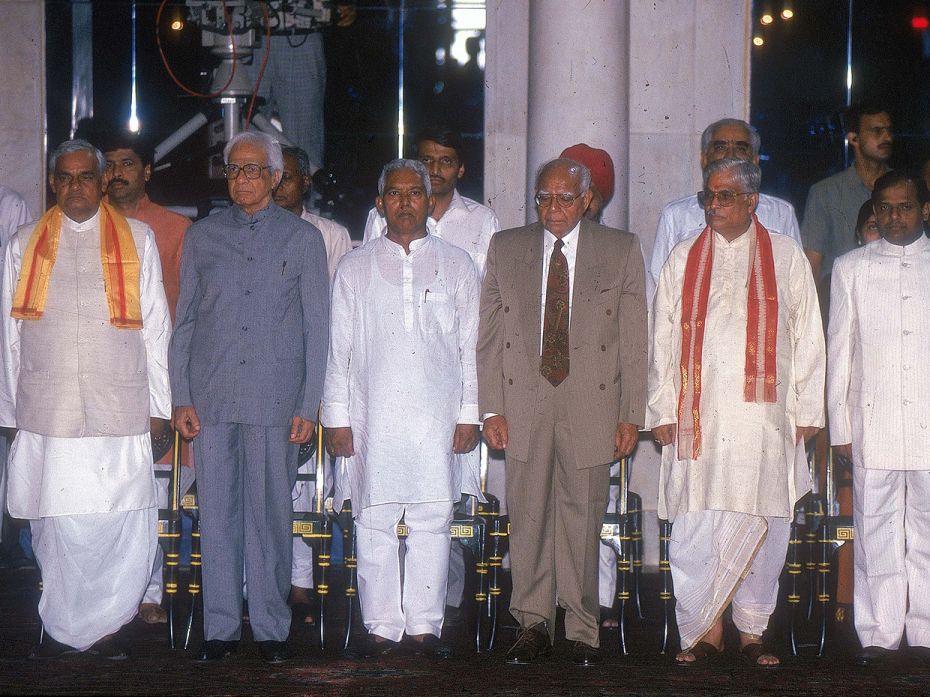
top-left (169, 131), bottom-right (330, 664)
top-left (477, 158), bottom-right (648, 666)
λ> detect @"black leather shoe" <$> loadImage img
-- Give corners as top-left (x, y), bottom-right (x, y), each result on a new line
top-left (258, 640), bottom-right (294, 664)
top-left (90, 636), bottom-right (131, 660)
top-left (505, 622), bottom-right (551, 665)
top-left (195, 639), bottom-right (238, 662)
top-left (346, 634), bottom-right (399, 659)
top-left (28, 636), bottom-right (80, 660)
top-left (856, 645), bottom-right (894, 666)
top-left (408, 634), bottom-right (454, 659)
top-left (570, 640), bottom-right (601, 666)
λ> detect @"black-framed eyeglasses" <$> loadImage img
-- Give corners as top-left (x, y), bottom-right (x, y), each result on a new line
top-left (697, 189), bottom-right (754, 208)
top-left (535, 192), bottom-right (583, 208)
top-left (223, 163), bottom-right (272, 180)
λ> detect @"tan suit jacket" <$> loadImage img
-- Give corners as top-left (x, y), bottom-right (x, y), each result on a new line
top-left (477, 219), bottom-right (648, 469)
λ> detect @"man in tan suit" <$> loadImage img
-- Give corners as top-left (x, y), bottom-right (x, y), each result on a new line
top-left (477, 158), bottom-right (647, 666)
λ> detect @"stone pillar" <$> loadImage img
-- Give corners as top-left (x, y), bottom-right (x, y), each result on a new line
top-left (526, 0), bottom-right (630, 230)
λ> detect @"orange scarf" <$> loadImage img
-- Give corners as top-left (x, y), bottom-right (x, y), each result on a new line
top-left (677, 215), bottom-right (777, 460)
top-left (11, 202), bottom-right (143, 329)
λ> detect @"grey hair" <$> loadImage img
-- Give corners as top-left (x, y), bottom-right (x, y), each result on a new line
top-left (534, 157), bottom-right (592, 193)
top-left (48, 139), bottom-right (106, 175)
top-left (702, 157), bottom-right (762, 193)
top-left (700, 118), bottom-right (761, 158)
top-left (223, 130), bottom-right (284, 174)
top-left (378, 159), bottom-right (432, 197)
top-left (282, 145), bottom-right (312, 177)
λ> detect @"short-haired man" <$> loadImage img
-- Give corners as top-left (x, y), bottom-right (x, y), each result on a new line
top-left (170, 131), bottom-right (330, 664)
top-left (828, 170), bottom-right (930, 666)
top-left (363, 126), bottom-right (499, 277)
top-left (101, 130), bottom-right (194, 625)
top-left (323, 159), bottom-right (481, 657)
top-left (0, 140), bottom-right (172, 658)
top-left (649, 118), bottom-right (801, 296)
top-left (478, 158), bottom-right (648, 666)
top-left (802, 103), bottom-right (893, 281)
top-left (273, 144), bottom-right (352, 621)
top-left (649, 158), bottom-right (824, 666)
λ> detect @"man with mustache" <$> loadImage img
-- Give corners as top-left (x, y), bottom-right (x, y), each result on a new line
top-left (827, 171), bottom-right (930, 666)
top-left (0, 139), bottom-right (172, 659)
top-left (802, 102), bottom-right (894, 283)
top-left (101, 132), bottom-right (194, 626)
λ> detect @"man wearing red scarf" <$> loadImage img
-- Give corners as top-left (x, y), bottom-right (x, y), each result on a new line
top-left (648, 158), bottom-right (825, 667)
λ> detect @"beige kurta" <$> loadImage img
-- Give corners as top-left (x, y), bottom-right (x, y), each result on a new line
top-left (648, 228), bottom-right (825, 521)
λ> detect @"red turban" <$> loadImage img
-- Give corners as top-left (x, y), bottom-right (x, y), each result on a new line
top-left (559, 143), bottom-right (615, 204)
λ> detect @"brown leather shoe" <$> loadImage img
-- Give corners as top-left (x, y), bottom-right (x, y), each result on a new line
top-left (570, 640), bottom-right (601, 666)
top-left (505, 622), bottom-right (551, 665)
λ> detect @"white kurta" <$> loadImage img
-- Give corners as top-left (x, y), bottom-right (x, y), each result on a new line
top-left (0, 213), bottom-right (172, 517)
top-left (648, 229), bottom-right (825, 521)
top-left (362, 190), bottom-right (500, 278)
top-left (322, 234), bottom-right (481, 512)
top-left (827, 234), bottom-right (930, 470)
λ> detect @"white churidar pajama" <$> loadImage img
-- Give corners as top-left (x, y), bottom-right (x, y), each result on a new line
top-left (828, 234), bottom-right (930, 650)
top-left (648, 228), bottom-right (824, 650)
top-left (322, 234), bottom-right (482, 641)
top-left (0, 215), bottom-right (171, 650)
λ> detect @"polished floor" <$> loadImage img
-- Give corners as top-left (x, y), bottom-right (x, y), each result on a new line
top-left (0, 559), bottom-right (927, 697)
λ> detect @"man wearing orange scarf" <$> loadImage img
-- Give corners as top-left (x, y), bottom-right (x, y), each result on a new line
top-left (648, 159), bottom-right (824, 667)
top-left (0, 140), bottom-right (172, 659)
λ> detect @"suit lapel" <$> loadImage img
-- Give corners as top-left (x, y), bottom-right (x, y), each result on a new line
top-left (519, 224), bottom-right (544, 361)
top-left (570, 219), bottom-right (602, 342)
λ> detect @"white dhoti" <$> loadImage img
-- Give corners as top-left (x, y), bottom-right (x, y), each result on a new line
top-left (291, 459), bottom-right (317, 590)
top-left (598, 462), bottom-right (621, 608)
top-left (356, 501), bottom-right (453, 642)
top-left (143, 464), bottom-right (196, 605)
top-left (853, 465), bottom-right (930, 649)
top-left (669, 510), bottom-right (790, 650)
top-left (33, 508), bottom-right (157, 651)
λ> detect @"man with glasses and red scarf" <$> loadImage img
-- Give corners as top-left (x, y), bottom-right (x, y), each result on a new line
top-left (648, 158), bottom-right (824, 667)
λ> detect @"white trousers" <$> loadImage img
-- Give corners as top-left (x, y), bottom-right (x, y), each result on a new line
top-left (356, 501), bottom-right (453, 642)
top-left (853, 465), bottom-right (930, 649)
top-left (669, 510), bottom-right (790, 650)
top-left (33, 507), bottom-right (157, 651)
top-left (291, 460), bottom-right (316, 589)
top-left (598, 462), bottom-right (621, 608)
top-left (143, 464), bottom-right (196, 604)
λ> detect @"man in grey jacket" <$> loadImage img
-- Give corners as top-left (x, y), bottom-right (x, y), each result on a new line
top-left (169, 131), bottom-right (329, 664)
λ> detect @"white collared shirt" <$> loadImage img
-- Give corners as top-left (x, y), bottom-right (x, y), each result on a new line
top-left (539, 222), bottom-right (580, 351)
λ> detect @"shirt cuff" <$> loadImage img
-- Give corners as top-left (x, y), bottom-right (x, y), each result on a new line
top-left (458, 403), bottom-right (480, 425)
top-left (321, 402), bottom-right (351, 429)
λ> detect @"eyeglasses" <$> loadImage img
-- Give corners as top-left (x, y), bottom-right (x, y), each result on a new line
top-left (875, 201), bottom-right (918, 217)
top-left (53, 171), bottom-right (99, 187)
top-left (223, 163), bottom-right (272, 180)
top-left (419, 155), bottom-right (458, 169)
top-left (697, 189), bottom-right (754, 208)
top-left (535, 192), bottom-right (584, 208)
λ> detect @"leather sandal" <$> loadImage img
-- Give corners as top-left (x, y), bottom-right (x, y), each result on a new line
top-left (740, 642), bottom-right (779, 667)
top-left (676, 640), bottom-right (723, 666)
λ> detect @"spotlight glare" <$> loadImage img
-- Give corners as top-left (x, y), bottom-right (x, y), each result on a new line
top-left (170, 19), bottom-right (183, 31)
top-left (781, 9), bottom-right (794, 19)
top-left (761, 13), bottom-right (774, 25)
top-left (753, 35), bottom-right (765, 47)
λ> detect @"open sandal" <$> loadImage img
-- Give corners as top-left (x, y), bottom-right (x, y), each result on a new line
top-left (676, 640), bottom-right (723, 666)
top-left (740, 642), bottom-right (779, 667)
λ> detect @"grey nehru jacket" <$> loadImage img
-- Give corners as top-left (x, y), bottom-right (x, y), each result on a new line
top-left (169, 202), bottom-right (330, 426)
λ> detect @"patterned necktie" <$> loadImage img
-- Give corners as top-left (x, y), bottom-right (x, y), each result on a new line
top-left (540, 239), bottom-right (570, 386)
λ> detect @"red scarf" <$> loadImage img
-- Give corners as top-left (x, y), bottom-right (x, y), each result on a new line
top-left (676, 215), bottom-right (778, 460)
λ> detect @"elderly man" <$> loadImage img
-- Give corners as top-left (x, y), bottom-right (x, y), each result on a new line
top-left (170, 131), bottom-right (329, 664)
top-left (649, 118), bottom-right (801, 297)
top-left (559, 143), bottom-right (614, 222)
top-left (0, 139), bottom-right (171, 659)
top-left (649, 158), bottom-right (824, 666)
top-left (363, 126), bottom-right (499, 624)
top-left (363, 125), bottom-right (499, 277)
top-left (100, 130), bottom-right (194, 625)
top-left (478, 158), bottom-right (647, 666)
top-left (323, 159), bottom-right (481, 658)
top-left (828, 171), bottom-right (930, 666)
top-left (273, 143), bottom-right (352, 621)
top-left (803, 102), bottom-right (893, 282)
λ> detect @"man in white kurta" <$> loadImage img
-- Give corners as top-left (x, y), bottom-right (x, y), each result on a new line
top-left (648, 119), bottom-right (801, 301)
top-left (648, 159), bottom-right (824, 665)
top-left (827, 171), bottom-right (930, 665)
top-left (323, 159), bottom-right (481, 654)
top-left (362, 129), bottom-right (499, 617)
top-left (0, 141), bottom-right (171, 658)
